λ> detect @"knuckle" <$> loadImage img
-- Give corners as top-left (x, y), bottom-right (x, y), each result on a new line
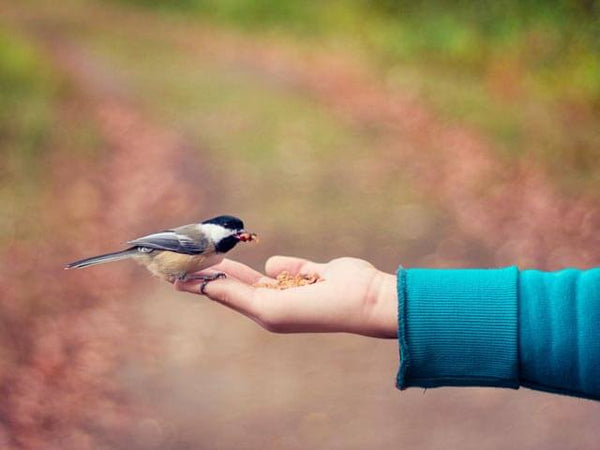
top-left (216, 290), bottom-right (231, 304)
top-left (331, 256), bottom-right (372, 268)
top-left (330, 257), bottom-right (354, 264)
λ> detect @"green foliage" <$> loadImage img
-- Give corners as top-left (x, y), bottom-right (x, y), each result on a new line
top-left (110, 0), bottom-right (599, 104)
top-left (0, 29), bottom-right (57, 176)
top-left (0, 29), bottom-right (60, 243)
top-left (109, 0), bottom-right (599, 191)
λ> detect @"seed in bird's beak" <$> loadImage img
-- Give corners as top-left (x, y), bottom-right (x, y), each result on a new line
top-left (237, 231), bottom-right (258, 242)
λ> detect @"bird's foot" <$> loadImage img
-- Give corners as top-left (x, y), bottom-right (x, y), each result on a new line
top-left (182, 272), bottom-right (226, 282)
top-left (179, 272), bottom-right (226, 295)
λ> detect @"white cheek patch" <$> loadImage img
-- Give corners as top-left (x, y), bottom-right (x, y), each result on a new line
top-left (200, 223), bottom-right (235, 243)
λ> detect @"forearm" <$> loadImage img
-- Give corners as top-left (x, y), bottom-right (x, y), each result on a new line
top-left (519, 268), bottom-right (600, 399)
top-left (396, 267), bottom-right (600, 400)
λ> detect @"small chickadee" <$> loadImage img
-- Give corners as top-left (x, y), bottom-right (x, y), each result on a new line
top-left (66, 215), bottom-right (257, 288)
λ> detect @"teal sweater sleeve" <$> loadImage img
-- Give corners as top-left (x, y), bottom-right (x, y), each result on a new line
top-left (396, 267), bottom-right (600, 400)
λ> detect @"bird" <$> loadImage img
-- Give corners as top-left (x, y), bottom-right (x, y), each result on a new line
top-left (65, 215), bottom-right (257, 288)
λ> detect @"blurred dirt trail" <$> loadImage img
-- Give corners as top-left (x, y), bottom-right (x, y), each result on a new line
top-left (172, 26), bottom-right (600, 268)
top-left (40, 33), bottom-right (210, 234)
top-left (0, 28), bottom-right (216, 449)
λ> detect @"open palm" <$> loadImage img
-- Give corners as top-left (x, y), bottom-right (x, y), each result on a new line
top-left (174, 256), bottom-right (398, 338)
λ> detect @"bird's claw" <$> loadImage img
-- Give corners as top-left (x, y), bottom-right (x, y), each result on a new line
top-left (183, 272), bottom-right (227, 295)
top-left (179, 272), bottom-right (224, 282)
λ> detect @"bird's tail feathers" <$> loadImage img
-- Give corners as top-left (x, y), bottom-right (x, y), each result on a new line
top-left (65, 248), bottom-right (137, 269)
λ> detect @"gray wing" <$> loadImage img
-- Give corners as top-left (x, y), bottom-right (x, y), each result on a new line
top-left (127, 225), bottom-right (209, 255)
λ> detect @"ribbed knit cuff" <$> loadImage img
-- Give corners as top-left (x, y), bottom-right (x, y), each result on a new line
top-left (396, 267), bottom-right (519, 390)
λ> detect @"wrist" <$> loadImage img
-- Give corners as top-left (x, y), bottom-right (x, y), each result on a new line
top-left (368, 271), bottom-right (398, 338)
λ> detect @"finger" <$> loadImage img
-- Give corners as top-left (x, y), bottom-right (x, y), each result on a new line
top-left (255, 276), bottom-right (273, 285)
top-left (265, 255), bottom-right (324, 278)
top-left (210, 259), bottom-right (267, 284)
top-left (175, 276), bottom-right (264, 318)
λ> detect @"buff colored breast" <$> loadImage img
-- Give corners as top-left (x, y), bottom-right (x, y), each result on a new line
top-left (135, 250), bottom-right (223, 281)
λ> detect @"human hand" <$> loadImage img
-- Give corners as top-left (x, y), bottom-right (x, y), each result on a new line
top-left (174, 256), bottom-right (398, 338)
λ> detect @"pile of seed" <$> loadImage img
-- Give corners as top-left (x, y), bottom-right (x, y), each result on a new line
top-left (254, 271), bottom-right (322, 289)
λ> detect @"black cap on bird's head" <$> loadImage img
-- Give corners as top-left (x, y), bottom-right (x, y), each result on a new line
top-left (202, 215), bottom-right (244, 231)
top-left (202, 215), bottom-right (252, 253)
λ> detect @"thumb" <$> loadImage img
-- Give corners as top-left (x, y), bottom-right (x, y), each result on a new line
top-left (265, 255), bottom-right (324, 278)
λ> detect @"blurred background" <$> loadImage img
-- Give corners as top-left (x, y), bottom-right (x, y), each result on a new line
top-left (1, 0), bottom-right (599, 448)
